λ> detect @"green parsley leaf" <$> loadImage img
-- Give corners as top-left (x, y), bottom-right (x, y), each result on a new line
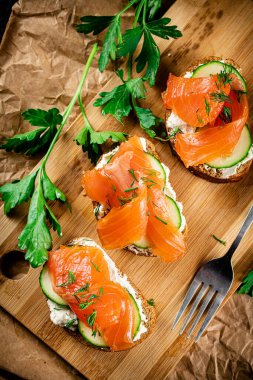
top-left (75, 15), bottom-right (115, 35)
top-left (1, 108), bottom-right (62, 155)
top-left (98, 16), bottom-right (121, 72)
top-left (147, 298), bottom-right (155, 306)
top-left (135, 29), bottom-right (160, 87)
top-left (212, 234), bottom-right (226, 246)
top-left (22, 108), bottom-right (63, 127)
top-left (134, 106), bottom-right (162, 137)
top-left (237, 270), bottom-right (253, 296)
top-left (41, 168), bottom-right (66, 202)
top-left (117, 19), bottom-right (182, 86)
top-left (117, 26), bottom-right (143, 58)
top-left (87, 310), bottom-right (97, 327)
top-left (146, 0), bottom-right (162, 20)
top-left (0, 171), bottom-right (38, 215)
top-left (146, 18), bottom-right (182, 40)
top-left (94, 82), bottom-right (133, 123)
top-left (75, 126), bottom-right (127, 164)
top-left (18, 184), bottom-right (51, 268)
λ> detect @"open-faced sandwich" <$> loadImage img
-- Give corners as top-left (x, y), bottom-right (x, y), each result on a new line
top-left (82, 136), bottom-right (187, 261)
top-left (163, 57), bottom-right (252, 182)
top-left (40, 238), bottom-right (155, 351)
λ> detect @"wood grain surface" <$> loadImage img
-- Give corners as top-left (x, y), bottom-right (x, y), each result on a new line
top-left (0, 0), bottom-right (253, 379)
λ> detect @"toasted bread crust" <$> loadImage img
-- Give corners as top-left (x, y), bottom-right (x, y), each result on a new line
top-left (65, 238), bottom-right (156, 351)
top-left (92, 140), bottom-right (187, 257)
top-left (165, 56), bottom-right (253, 183)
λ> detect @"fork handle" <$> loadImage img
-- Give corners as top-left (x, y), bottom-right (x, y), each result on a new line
top-left (224, 205), bottom-right (253, 261)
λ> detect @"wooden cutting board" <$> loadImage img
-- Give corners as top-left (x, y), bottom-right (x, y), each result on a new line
top-left (1, 0), bottom-right (253, 379)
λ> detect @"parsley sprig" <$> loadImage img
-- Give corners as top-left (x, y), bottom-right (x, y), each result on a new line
top-left (0, 44), bottom-right (125, 268)
top-left (237, 270), bottom-right (253, 297)
top-left (77, 0), bottom-right (182, 137)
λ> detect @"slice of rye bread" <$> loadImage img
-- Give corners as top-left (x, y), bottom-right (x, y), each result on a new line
top-left (165, 56), bottom-right (253, 183)
top-left (91, 139), bottom-right (187, 257)
top-left (60, 237), bottom-right (156, 351)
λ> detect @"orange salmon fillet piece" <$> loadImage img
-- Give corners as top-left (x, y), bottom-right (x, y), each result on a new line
top-left (163, 74), bottom-right (231, 127)
top-left (175, 92), bottom-right (248, 167)
top-left (97, 185), bottom-right (148, 249)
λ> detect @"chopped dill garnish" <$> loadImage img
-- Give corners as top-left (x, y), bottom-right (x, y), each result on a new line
top-left (65, 319), bottom-right (76, 328)
top-left (128, 168), bottom-right (138, 182)
top-left (73, 283), bottom-right (90, 295)
top-left (91, 261), bottom-right (101, 272)
top-left (204, 98), bottom-right (211, 116)
top-left (155, 215), bottom-right (168, 225)
top-left (87, 310), bottom-right (97, 327)
top-left (57, 270), bottom-right (76, 287)
top-left (235, 90), bottom-right (247, 103)
top-left (124, 186), bottom-right (138, 192)
top-left (210, 91), bottom-right (231, 103)
top-left (112, 184), bottom-right (117, 192)
top-left (196, 110), bottom-right (203, 125)
top-left (219, 106), bottom-right (232, 123)
top-left (98, 287), bottom-right (104, 295)
top-left (79, 300), bottom-right (94, 309)
top-left (147, 298), bottom-right (155, 306)
top-left (212, 234), bottom-right (226, 246)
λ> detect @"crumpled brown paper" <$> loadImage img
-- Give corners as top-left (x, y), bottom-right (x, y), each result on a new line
top-left (0, 0), bottom-right (252, 379)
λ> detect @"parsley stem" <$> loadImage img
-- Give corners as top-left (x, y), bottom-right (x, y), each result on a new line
top-left (117, 1), bottom-right (135, 17)
top-left (133, 0), bottom-right (145, 27)
top-left (78, 94), bottom-right (92, 131)
top-left (42, 43), bottom-right (98, 166)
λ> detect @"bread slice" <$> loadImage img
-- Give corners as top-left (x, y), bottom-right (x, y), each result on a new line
top-left (165, 57), bottom-right (253, 183)
top-left (92, 138), bottom-right (187, 257)
top-left (41, 237), bottom-right (156, 351)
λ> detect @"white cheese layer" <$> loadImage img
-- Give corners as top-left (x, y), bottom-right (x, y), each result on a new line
top-left (47, 238), bottom-right (148, 341)
top-left (47, 299), bottom-right (78, 331)
top-left (166, 66), bottom-right (253, 178)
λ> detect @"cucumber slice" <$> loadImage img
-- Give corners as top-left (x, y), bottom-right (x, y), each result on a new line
top-left (145, 152), bottom-right (166, 186)
top-left (78, 292), bottom-right (141, 347)
top-left (133, 236), bottom-right (150, 249)
top-left (133, 195), bottom-right (182, 249)
top-left (78, 321), bottom-right (108, 347)
top-left (191, 60), bottom-right (247, 91)
top-left (206, 125), bottom-right (252, 169)
top-left (39, 266), bottom-right (68, 307)
top-left (165, 195), bottom-right (182, 229)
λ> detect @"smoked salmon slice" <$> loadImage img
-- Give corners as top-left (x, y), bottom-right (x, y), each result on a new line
top-left (47, 245), bottom-right (136, 351)
top-left (175, 93), bottom-right (249, 167)
top-left (47, 244), bottom-right (110, 297)
top-left (147, 188), bottom-right (186, 261)
top-left (97, 185), bottom-right (148, 249)
top-left (70, 281), bottom-right (135, 351)
top-left (82, 136), bottom-right (186, 262)
top-left (163, 74), bottom-right (231, 127)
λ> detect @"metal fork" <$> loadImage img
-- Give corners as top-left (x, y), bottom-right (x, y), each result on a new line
top-left (172, 205), bottom-right (253, 341)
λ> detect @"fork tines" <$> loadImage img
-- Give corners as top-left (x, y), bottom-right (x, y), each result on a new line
top-left (172, 280), bottom-right (225, 341)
